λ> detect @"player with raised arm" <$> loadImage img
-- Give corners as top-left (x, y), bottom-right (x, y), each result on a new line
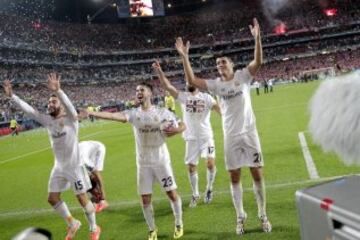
top-left (152, 60), bottom-right (220, 208)
top-left (80, 82), bottom-right (186, 240)
top-left (175, 18), bottom-right (272, 235)
top-left (3, 75), bottom-right (100, 240)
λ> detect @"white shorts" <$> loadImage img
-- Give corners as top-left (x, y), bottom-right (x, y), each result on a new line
top-left (48, 165), bottom-right (92, 195)
top-left (137, 164), bottom-right (177, 195)
top-left (185, 138), bottom-right (215, 165)
top-left (224, 129), bottom-right (264, 170)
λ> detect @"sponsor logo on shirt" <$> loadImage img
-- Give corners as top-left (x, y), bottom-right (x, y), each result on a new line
top-left (139, 125), bottom-right (161, 133)
top-left (52, 131), bottom-right (66, 139)
top-left (220, 90), bottom-right (243, 100)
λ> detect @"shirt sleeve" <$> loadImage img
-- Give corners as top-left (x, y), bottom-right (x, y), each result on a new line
top-left (176, 91), bottom-right (187, 104)
top-left (11, 95), bottom-right (48, 126)
top-left (236, 68), bottom-right (253, 85)
top-left (206, 93), bottom-right (217, 109)
top-left (122, 109), bottom-right (134, 124)
top-left (205, 79), bottom-right (218, 95)
top-left (56, 89), bottom-right (77, 120)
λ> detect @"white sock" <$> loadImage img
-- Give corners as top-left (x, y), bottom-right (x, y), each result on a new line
top-left (83, 201), bottom-right (97, 232)
top-left (53, 201), bottom-right (74, 226)
top-left (253, 180), bottom-right (266, 217)
top-left (170, 197), bottom-right (183, 227)
top-left (188, 172), bottom-right (199, 197)
top-left (230, 183), bottom-right (245, 219)
top-left (142, 203), bottom-right (156, 231)
top-left (206, 167), bottom-right (217, 191)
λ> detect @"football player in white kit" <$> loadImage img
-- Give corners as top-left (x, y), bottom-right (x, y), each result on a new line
top-left (3, 74), bottom-right (100, 240)
top-left (175, 18), bottom-right (272, 235)
top-left (79, 140), bottom-right (108, 213)
top-left (81, 82), bottom-right (186, 240)
top-left (152, 60), bottom-right (220, 208)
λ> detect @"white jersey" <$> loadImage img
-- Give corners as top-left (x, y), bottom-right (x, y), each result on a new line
top-left (12, 90), bottom-right (80, 169)
top-left (206, 68), bottom-right (256, 137)
top-left (177, 91), bottom-right (215, 141)
top-left (79, 141), bottom-right (106, 171)
top-left (124, 106), bottom-right (177, 167)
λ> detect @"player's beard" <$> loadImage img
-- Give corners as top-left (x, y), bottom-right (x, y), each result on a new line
top-left (48, 106), bottom-right (61, 117)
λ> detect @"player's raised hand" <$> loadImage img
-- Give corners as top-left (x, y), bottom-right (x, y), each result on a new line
top-left (152, 60), bottom-right (163, 74)
top-left (175, 37), bottom-right (190, 57)
top-left (249, 18), bottom-right (261, 39)
top-left (3, 79), bottom-right (13, 97)
top-left (47, 73), bottom-right (61, 91)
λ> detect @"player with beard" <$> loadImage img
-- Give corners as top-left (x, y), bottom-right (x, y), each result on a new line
top-left (80, 82), bottom-right (186, 240)
top-left (174, 18), bottom-right (272, 235)
top-left (152, 60), bottom-right (220, 208)
top-left (3, 75), bottom-right (100, 240)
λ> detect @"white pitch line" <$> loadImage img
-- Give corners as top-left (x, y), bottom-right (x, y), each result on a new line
top-left (0, 131), bottom-right (104, 165)
top-left (298, 131), bottom-right (320, 179)
top-left (0, 175), bottom-right (345, 219)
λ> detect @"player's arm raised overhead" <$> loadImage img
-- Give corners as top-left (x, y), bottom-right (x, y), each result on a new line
top-left (152, 60), bottom-right (179, 98)
top-left (79, 109), bottom-right (128, 123)
top-left (175, 37), bottom-right (208, 90)
top-left (3, 79), bottom-right (45, 124)
top-left (247, 18), bottom-right (263, 76)
top-left (47, 73), bottom-right (77, 120)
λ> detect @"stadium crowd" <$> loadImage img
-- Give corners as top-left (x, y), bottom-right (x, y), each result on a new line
top-left (0, 0), bottom-right (359, 52)
top-left (0, 0), bottom-right (359, 127)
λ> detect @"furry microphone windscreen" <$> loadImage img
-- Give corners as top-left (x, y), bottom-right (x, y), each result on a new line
top-left (309, 71), bottom-right (360, 165)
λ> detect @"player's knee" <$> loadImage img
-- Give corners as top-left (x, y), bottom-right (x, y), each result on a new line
top-left (141, 195), bottom-right (152, 206)
top-left (47, 195), bottom-right (60, 206)
top-left (207, 159), bottom-right (215, 170)
top-left (250, 167), bottom-right (263, 182)
top-left (76, 193), bottom-right (90, 207)
top-left (229, 170), bottom-right (240, 184)
top-left (166, 190), bottom-right (178, 202)
top-left (187, 164), bottom-right (197, 173)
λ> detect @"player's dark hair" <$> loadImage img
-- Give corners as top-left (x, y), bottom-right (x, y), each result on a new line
top-left (215, 55), bottom-right (233, 64)
top-left (187, 85), bottom-right (196, 92)
top-left (50, 94), bottom-right (58, 98)
top-left (139, 82), bottom-right (153, 93)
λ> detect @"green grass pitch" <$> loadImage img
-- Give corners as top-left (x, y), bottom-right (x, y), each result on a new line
top-left (1, 81), bottom-right (360, 240)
